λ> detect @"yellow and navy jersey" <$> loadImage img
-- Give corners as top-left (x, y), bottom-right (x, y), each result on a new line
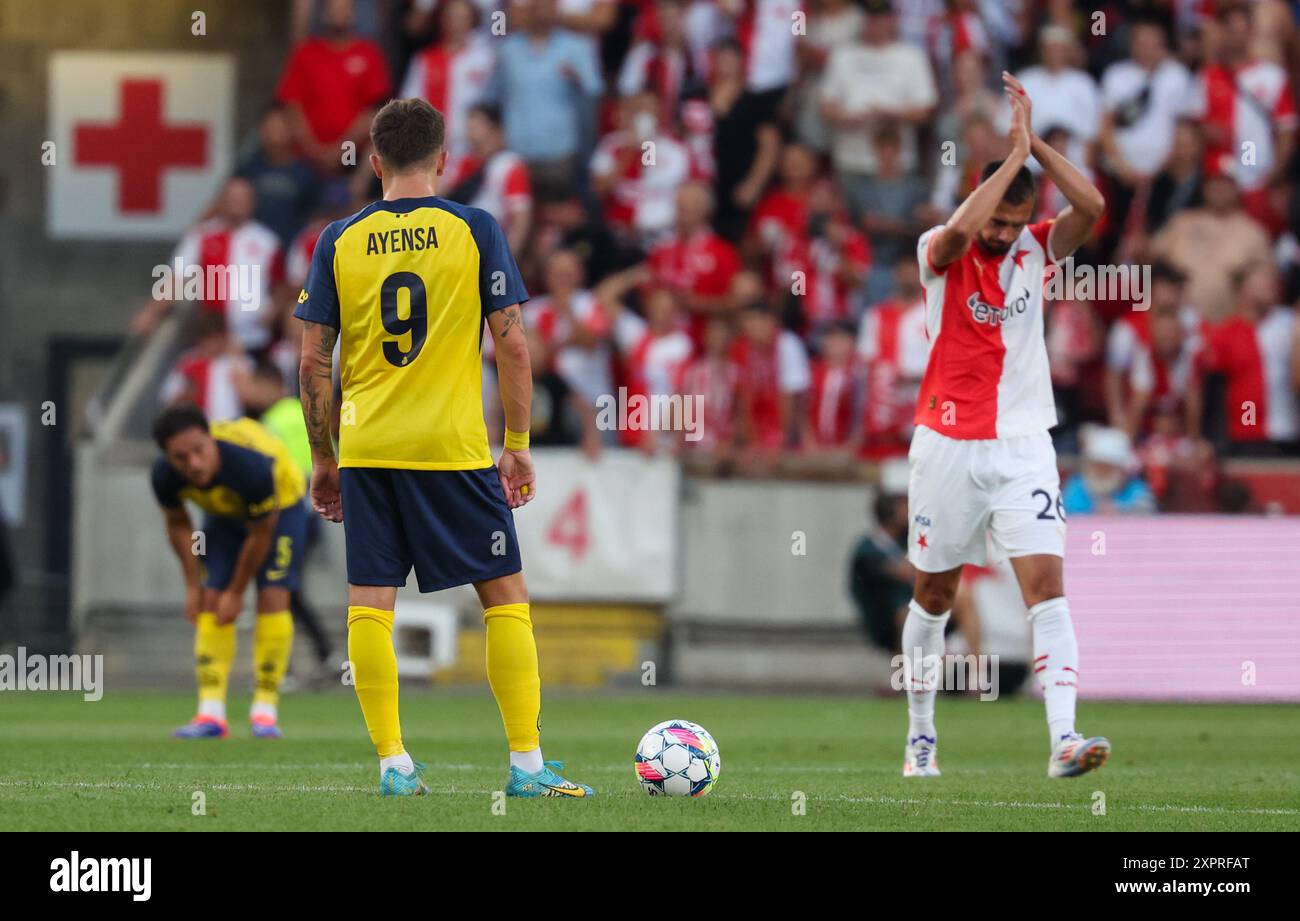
top-left (151, 417), bottom-right (306, 520)
top-left (293, 196), bottom-right (528, 470)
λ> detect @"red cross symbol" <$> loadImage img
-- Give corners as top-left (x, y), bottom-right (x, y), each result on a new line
top-left (74, 79), bottom-right (208, 213)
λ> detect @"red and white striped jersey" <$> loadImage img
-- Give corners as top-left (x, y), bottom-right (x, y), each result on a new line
top-left (735, 0), bottom-right (802, 92)
top-left (676, 354), bottom-right (743, 451)
top-left (731, 330), bottom-right (811, 448)
top-left (618, 41), bottom-right (691, 121)
top-left (286, 217), bottom-right (328, 289)
top-left (1186, 60), bottom-right (1298, 192)
top-left (173, 218), bottom-right (282, 350)
top-left (858, 297), bottom-right (928, 451)
top-left (914, 221), bottom-right (1063, 439)
top-left (808, 361), bottom-right (862, 446)
top-left (528, 291), bottom-right (644, 402)
top-left (1202, 308), bottom-right (1299, 442)
top-left (1105, 307), bottom-right (1204, 374)
top-left (590, 129), bottom-right (691, 239)
top-left (461, 150), bottom-right (533, 235)
top-left (160, 350), bottom-right (246, 422)
top-left (786, 228), bottom-right (871, 328)
top-left (1129, 327), bottom-right (1203, 418)
top-left (400, 36), bottom-right (495, 178)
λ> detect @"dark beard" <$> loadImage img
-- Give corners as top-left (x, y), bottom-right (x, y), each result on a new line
top-left (978, 237), bottom-right (1013, 256)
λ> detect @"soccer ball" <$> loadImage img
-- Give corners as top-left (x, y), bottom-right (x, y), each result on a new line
top-left (634, 719), bottom-right (721, 797)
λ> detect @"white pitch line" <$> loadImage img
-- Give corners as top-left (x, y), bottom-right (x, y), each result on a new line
top-left (736, 792), bottom-right (1300, 817)
top-left (1, 780), bottom-right (1295, 817)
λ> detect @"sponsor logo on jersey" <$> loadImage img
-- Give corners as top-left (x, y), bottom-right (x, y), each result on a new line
top-left (965, 287), bottom-right (1032, 327)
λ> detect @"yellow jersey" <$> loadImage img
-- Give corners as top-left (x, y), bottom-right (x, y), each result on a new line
top-left (293, 196), bottom-right (529, 470)
top-left (151, 417), bottom-right (305, 519)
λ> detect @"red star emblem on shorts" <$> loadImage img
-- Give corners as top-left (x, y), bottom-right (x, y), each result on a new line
top-left (917, 532), bottom-right (929, 550)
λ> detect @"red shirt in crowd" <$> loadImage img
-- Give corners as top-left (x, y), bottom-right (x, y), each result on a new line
top-left (857, 297), bottom-right (929, 458)
top-left (807, 360), bottom-right (863, 447)
top-left (786, 226), bottom-right (871, 329)
top-left (647, 229), bottom-right (741, 339)
top-left (731, 329), bottom-right (811, 449)
top-left (277, 37), bottom-right (392, 144)
top-left (676, 354), bottom-right (744, 452)
top-left (1201, 310), bottom-right (1299, 443)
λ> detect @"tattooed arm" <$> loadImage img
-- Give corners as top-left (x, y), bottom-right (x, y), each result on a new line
top-left (299, 320), bottom-right (342, 521)
top-left (486, 304), bottom-right (536, 508)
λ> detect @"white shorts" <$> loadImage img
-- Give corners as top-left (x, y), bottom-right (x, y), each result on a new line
top-left (906, 424), bottom-right (1066, 572)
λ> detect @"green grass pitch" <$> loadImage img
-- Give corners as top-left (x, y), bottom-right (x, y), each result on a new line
top-left (1, 690), bottom-right (1296, 831)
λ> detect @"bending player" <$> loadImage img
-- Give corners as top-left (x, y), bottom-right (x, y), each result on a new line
top-left (295, 98), bottom-right (593, 797)
top-left (902, 73), bottom-right (1110, 778)
top-left (151, 406), bottom-right (307, 739)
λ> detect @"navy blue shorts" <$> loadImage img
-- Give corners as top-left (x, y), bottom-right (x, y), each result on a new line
top-left (201, 500), bottom-right (311, 592)
top-left (340, 466), bottom-right (522, 593)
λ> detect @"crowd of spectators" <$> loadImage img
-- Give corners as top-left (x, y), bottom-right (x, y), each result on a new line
top-left (140, 0), bottom-right (1300, 511)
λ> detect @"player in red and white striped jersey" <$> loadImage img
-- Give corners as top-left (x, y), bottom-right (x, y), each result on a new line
top-left (901, 73), bottom-right (1110, 781)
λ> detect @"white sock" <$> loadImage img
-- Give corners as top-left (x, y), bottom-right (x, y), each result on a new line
top-left (1030, 597), bottom-right (1079, 742)
top-left (510, 748), bottom-right (544, 774)
top-left (379, 752), bottom-right (414, 781)
top-left (902, 599), bottom-right (949, 743)
top-left (249, 701), bottom-right (277, 723)
top-left (198, 699), bottom-right (226, 721)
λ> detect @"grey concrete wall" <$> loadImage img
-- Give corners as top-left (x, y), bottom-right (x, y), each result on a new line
top-left (71, 447), bottom-right (873, 629)
top-left (676, 478), bottom-right (871, 627)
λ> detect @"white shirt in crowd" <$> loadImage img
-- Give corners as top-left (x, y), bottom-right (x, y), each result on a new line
top-left (819, 39), bottom-right (938, 175)
top-left (1003, 65), bottom-right (1101, 170)
top-left (1101, 56), bottom-right (1192, 176)
top-left (743, 0), bottom-right (803, 92)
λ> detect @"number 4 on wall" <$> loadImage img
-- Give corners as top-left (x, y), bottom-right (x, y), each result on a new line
top-left (546, 487), bottom-right (589, 560)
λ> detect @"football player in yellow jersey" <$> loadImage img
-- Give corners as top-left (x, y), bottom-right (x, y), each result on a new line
top-left (295, 98), bottom-right (593, 797)
top-left (150, 405), bottom-right (308, 740)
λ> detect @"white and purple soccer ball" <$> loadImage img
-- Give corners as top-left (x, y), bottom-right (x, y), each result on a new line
top-left (634, 719), bottom-right (721, 797)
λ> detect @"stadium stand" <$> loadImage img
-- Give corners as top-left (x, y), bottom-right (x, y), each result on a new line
top-left (7, 0), bottom-right (1300, 692)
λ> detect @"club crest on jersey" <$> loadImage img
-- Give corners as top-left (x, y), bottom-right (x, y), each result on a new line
top-left (966, 287), bottom-right (1031, 327)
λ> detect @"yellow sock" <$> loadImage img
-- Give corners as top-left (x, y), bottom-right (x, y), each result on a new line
top-left (484, 603), bottom-right (541, 752)
top-left (347, 606), bottom-right (405, 758)
top-left (195, 612), bottom-right (236, 719)
top-left (252, 611), bottom-right (294, 714)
